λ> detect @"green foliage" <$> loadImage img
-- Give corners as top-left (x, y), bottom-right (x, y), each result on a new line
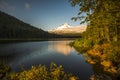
top-left (82, 43), bottom-right (120, 79)
top-left (71, 39), bottom-right (94, 53)
top-left (70, 0), bottom-right (120, 42)
top-left (71, 39), bottom-right (120, 79)
top-left (70, 0), bottom-right (120, 79)
top-left (7, 63), bottom-right (79, 80)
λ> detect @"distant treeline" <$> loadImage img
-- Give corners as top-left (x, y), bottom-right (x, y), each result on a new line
top-left (0, 11), bottom-right (81, 40)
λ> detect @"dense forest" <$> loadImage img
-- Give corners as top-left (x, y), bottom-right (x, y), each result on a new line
top-left (0, 11), bottom-right (52, 39)
top-left (0, 11), bottom-right (81, 41)
top-left (70, 0), bottom-right (120, 79)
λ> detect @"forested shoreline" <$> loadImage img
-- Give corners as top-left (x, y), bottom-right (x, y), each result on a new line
top-left (71, 0), bottom-right (120, 79)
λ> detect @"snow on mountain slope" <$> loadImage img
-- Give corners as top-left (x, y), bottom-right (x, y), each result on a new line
top-left (56, 23), bottom-right (71, 30)
top-left (48, 23), bottom-right (87, 34)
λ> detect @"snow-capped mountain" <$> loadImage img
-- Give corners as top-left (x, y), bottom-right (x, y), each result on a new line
top-left (56, 23), bottom-right (71, 30)
top-left (48, 23), bottom-right (87, 34)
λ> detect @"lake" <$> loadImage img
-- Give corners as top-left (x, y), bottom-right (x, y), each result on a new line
top-left (0, 40), bottom-right (93, 80)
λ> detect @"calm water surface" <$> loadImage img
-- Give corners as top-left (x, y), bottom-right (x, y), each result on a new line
top-left (0, 40), bottom-right (93, 80)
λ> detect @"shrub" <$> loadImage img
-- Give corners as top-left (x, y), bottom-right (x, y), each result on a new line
top-left (9, 63), bottom-right (79, 80)
top-left (0, 64), bottom-right (10, 79)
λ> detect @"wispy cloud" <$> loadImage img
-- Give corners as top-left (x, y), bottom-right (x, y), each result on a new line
top-left (0, 1), bottom-right (15, 12)
top-left (25, 3), bottom-right (30, 10)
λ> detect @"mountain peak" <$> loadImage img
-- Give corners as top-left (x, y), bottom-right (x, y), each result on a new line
top-left (56, 23), bottom-right (71, 30)
top-left (48, 23), bottom-right (87, 37)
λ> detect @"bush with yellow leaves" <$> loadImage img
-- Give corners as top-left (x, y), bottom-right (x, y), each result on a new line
top-left (9, 63), bottom-right (79, 80)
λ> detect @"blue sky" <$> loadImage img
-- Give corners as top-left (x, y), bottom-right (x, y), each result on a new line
top-left (0, 0), bottom-right (82, 31)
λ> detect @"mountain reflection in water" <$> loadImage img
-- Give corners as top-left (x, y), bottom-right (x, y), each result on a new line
top-left (48, 41), bottom-right (73, 56)
top-left (0, 41), bottom-right (93, 80)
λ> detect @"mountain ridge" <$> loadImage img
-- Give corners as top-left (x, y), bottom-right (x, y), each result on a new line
top-left (0, 11), bottom-right (51, 39)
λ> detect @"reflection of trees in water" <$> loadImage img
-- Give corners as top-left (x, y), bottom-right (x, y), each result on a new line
top-left (0, 42), bottom-right (47, 65)
top-left (0, 54), bottom-right (15, 65)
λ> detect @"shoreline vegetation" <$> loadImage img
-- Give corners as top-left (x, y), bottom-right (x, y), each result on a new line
top-left (0, 63), bottom-right (79, 80)
top-left (69, 0), bottom-right (120, 79)
top-left (71, 39), bottom-right (120, 80)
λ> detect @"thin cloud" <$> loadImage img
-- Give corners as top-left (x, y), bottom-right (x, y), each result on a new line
top-left (25, 3), bottom-right (30, 10)
top-left (0, 1), bottom-right (15, 12)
